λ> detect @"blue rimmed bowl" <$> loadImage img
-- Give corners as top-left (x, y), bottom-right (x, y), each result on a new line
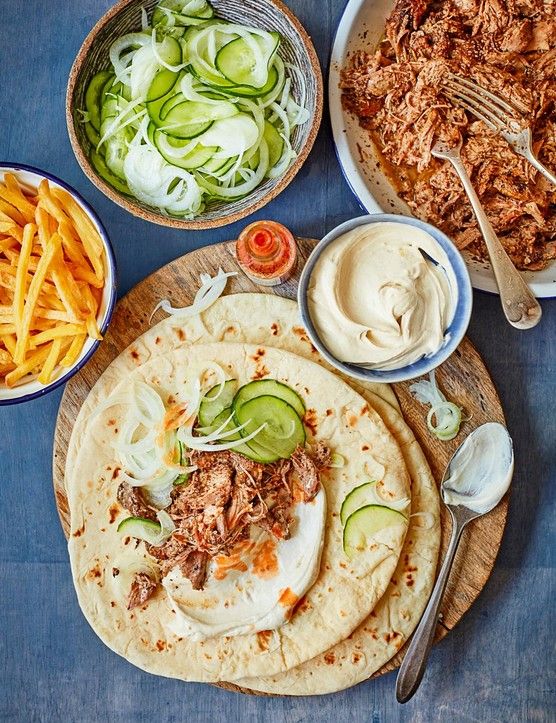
top-left (298, 214), bottom-right (473, 384)
top-left (0, 163), bottom-right (117, 405)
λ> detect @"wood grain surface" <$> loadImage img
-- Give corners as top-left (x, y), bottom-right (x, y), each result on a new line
top-left (52, 237), bottom-right (508, 692)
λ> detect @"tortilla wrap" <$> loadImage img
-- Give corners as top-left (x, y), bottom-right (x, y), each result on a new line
top-left (64, 294), bottom-right (399, 484)
top-left (67, 343), bottom-right (410, 682)
top-left (235, 391), bottom-right (440, 694)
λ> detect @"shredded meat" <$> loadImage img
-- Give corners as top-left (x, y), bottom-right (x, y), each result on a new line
top-left (127, 572), bottom-right (157, 610)
top-left (341, 0), bottom-right (556, 270)
top-left (146, 445), bottom-right (328, 590)
top-left (117, 482), bottom-right (156, 521)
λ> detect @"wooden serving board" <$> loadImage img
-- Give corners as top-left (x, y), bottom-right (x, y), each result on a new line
top-left (52, 237), bottom-right (508, 690)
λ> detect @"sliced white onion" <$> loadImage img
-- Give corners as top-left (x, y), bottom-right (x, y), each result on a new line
top-left (130, 44), bottom-right (159, 99)
top-left (363, 481), bottom-right (411, 512)
top-left (143, 481), bottom-right (174, 510)
top-left (410, 371), bottom-right (463, 441)
top-left (134, 381), bottom-right (166, 426)
top-left (200, 363), bottom-right (227, 400)
top-left (110, 33), bottom-right (151, 79)
top-left (178, 422), bottom-right (267, 452)
top-left (97, 98), bottom-right (146, 149)
top-left (176, 411), bottom-right (251, 445)
top-left (123, 144), bottom-right (203, 216)
top-left (149, 268), bottom-right (237, 322)
top-left (180, 74), bottom-right (236, 106)
top-left (140, 6), bottom-right (148, 30)
top-left (197, 138), bottom-right (269, 198)
top-left (196, 114), bottom-right (259, 157)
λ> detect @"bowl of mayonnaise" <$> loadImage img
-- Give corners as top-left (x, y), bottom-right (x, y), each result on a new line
top-left (299, 214), bottom-right (473, 383)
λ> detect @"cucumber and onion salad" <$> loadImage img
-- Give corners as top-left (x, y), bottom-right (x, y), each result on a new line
top-left (80, 0), bottom-right (310, 218)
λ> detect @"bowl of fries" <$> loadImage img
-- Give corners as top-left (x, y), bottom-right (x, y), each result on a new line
top-left (0, 164), bottom-right (116, 405)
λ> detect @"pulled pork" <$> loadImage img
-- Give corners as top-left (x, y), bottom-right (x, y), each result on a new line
top-left (127, 572), bottom-right (157, 610)
top-left (341, 0), bottom-right (556, 270)
top-left (117, 445), bottom-right (329, 591)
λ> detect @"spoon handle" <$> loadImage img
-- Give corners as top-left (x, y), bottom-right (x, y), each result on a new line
top-left (396, 513), bottom-right (466, 703)
top-left (445, 155), bottom-right (541, 330)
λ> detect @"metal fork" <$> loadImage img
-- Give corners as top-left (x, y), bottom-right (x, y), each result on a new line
top-left (431, 139), bottom-right (541, 329)
top-left (443, 73), bottom-right (556, 186)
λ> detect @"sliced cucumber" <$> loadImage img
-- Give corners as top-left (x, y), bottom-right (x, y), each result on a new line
top-left (264, 119), bottom-right (284, 168)
top-left (91, 150), bottom-right (131, 195)
top-left (235, 395), bottom-right (305, 460)
top-left (198, 379), bottom-right (237, 426)
top-left (343, 505), bottom-right (406, 560)
top-left (340, 481), bottom-right (378, 526)
top-left (232, 379), bottom-right (305, 418)
top-left (164, 98), bottom-right (238, 126)
top-left (206, 408), bottom-right (274, 462)
top-left (215, 32), bottom-right (280, 89)
top-left (157, 35), bottom-right (183, 66)
top-left (104, 132), bottom-right (130, 180)
top-left (174, 440), bottom-right (190, 485)
top-left (83, 121), bottom-right (100, 148)
top-left (154, 136), bottom-right (216, 170)
top-left (85, 69), bottom-right (113, 131)
top-left (198, 154), bottom-right (237, 175)
top-left (147, 69), bottom-right (181, 103)
top-left (117, 516), bottom-right (162, 544)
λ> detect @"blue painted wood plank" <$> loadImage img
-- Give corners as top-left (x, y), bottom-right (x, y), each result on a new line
top-left (0, 0), bottom-right (554, 721)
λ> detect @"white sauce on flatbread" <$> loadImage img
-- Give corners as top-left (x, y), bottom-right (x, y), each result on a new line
top-left (163, 489), bottom-right (326, 640)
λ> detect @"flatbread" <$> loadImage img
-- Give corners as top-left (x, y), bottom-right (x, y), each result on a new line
top-left (64, 294), bottom-right (399, 484)
top-left (67, 343), bottom-right (411, 682)
top-left (235, 391), bottom-right (440, 694)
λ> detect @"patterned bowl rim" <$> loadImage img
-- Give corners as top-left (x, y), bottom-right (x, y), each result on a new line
top-left (0, 162), bottom-right (117, 406)
top-left (66, 0), bottom-right (324, 230)
top-left (298, 213), bottom-right (474, 384)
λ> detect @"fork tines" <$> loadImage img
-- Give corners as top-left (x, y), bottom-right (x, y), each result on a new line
top-left (442, 73), bottom-right (522, 133)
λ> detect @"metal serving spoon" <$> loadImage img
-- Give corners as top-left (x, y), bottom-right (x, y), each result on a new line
top-left (396, 422), bottom-right (514, 703)
top-left (431, 140), bottom-right (542, 330)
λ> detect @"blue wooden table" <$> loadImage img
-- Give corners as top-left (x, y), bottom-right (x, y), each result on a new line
top-left (1, 1), bottom-right (554, 721)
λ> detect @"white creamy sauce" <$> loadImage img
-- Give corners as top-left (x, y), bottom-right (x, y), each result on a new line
top-left (163, 489), bottom-right (326, 640)
top-left (308, 222), bottom-right (457, 370)
top-left (442, 423), bottom-right (513, 513)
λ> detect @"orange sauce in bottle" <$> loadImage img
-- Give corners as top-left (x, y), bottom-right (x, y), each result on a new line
top-left (236, 221), bottom-right (297, 286)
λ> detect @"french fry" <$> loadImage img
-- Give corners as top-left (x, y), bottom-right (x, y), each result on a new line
top-left (0, 198), bottom-right (26, 226)
top-left (69, 263), bottom-right (104, 288)
top-left (5, 344), bottom-right (51, 387)
top-left (29, 322), bottom-right (86, 347)
top-left (35, 206), bottom-right (52, 250)
top-left (14, 233), bottom-right (61, 363)
top-left (37, 338), bottom-right (63, 385)
top-left (60, 333), bottom-right (87, 367)
top-left (0, 334), bottom-right (16, 357)
top-left (37, 180), bottom-right (71, 227)
top-left (50, 252), bottom-right (87, 321)
top-left (13, 223), bottom-right (36, 340)
top-left (0, 175), bottom-right (106, 388)
top-left (0, 176), bottom-right (35, 222)
top-left (50, 187), bottom-right (104, 280)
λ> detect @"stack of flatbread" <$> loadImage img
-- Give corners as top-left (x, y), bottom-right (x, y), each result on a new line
top-left (65, 294), bottom-right (440, 695)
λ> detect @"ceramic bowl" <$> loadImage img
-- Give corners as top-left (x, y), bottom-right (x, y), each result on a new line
top-left (66, 0), bottom-right (323, 230)
top-left (0, 163), bottom-right (116, 405)
top-left (328, 0), bottom-right (556, 298)
top-left (298, 214), bottom-right (473, 384)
